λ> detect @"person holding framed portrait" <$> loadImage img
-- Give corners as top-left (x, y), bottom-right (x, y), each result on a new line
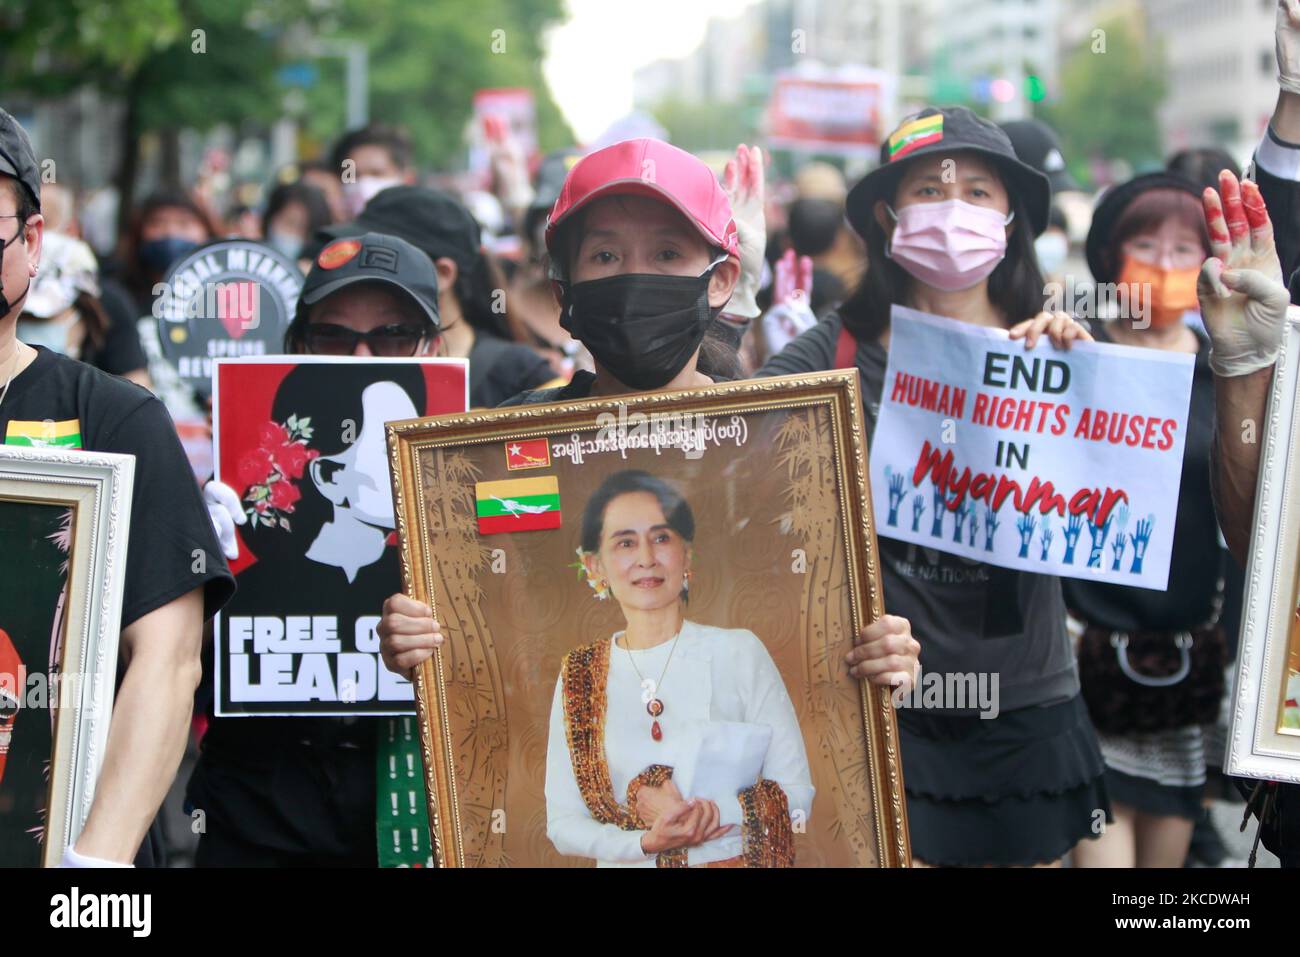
top-left (378, 138), bottom-right (920, 867)
top-left (380, 138), bottom-right (918, 691)
top-left (0, 106), bottom-right (235, 867)
top-left (758, 107), bottom-right (1109, 868)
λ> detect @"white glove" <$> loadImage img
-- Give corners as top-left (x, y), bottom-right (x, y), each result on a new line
top-left (1200, 266), bottom-right (1291, 375)
top-left (761, 298), bottom-right (819, 357)
top-left (721, 144), bottom-right (766, 320)
top-left (204, 479), bottom-right (246, 561)
top-left (60, 845), bottom-right (133, 868)
top-left (1278, 1), bottom-right (1300, 95)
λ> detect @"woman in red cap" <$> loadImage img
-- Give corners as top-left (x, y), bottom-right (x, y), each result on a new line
top-left (761, 106), bottom-right (1106, 868)
top-left (377, 139), bottom-right (921, 866)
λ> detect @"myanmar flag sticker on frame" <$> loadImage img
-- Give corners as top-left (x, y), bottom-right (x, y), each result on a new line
top-left (476, 476), bottom-right (562, 535)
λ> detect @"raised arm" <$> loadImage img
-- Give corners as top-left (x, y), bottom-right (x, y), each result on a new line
top-left (1199, 171), bottom-right (1292, 563)
top-left (73, 587), bottom-right (205, 863)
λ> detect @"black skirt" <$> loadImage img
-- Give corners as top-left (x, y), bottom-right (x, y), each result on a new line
top-left (898, 694), bottom-right (1112, 866)
top-left (1104, 767), bottom-right (1204, 820)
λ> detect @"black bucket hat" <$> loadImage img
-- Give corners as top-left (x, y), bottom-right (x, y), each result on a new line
top-left (846, 106), bottom-right (1052, 238)
top-left (1084, 171), bottom-right (1203, 285)
top-left (319, 185), bottom-right (481, 273)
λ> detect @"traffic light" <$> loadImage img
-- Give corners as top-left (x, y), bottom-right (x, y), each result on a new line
top-left (1025, 74), bottom-right (1047, 102)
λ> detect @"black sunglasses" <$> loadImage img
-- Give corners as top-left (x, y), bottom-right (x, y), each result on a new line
top-left (301, 322), bottom-right (429, 357)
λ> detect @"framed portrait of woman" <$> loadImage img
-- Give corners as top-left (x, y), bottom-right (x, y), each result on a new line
top-left (0, 445), bottom-right (133, 867)
top-left (1226, 309), bottom-right (1300, 784)
top-left (388, 370), bottom-right (910, 867)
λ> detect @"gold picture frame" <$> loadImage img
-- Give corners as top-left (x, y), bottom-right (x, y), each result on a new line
top-left (387, 371), bottom-right (910, 867)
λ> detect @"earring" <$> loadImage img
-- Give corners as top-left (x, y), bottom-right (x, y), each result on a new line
top-left (683, 570), bottom-right (692, 592)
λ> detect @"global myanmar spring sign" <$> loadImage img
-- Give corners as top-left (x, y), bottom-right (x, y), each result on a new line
top-left (869, 307), bottom-right (1195, 590)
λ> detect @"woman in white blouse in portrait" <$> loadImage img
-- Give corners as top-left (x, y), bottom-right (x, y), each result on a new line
top-left (545, 469), bottom-right (814, 867)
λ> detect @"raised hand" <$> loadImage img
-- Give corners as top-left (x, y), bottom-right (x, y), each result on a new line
top-left (1277, 0), bottom-right (1300, 95)
top-left (885, 467), bottom-right (907, 527)
top-left (1130, 514), bottom-right (1155, 574)
top-left (967, 503), bottom-right (979, 547)
top-left (911, 494), bottom-right (926, 533)
top-left (930, 482), bottom-right (946, 538)
top-left (1039, 523), bottom-right (1054, 561)
top-left (722, 144), bottom-right (766, 320)
top-left (1110, 531), bottom-right (1127, 571)
top-left (983, 506), bottom-right (1000, 550)
top-left (1063, 512), bottom-right (1084, 564)
top-left (952, 497), bottom-right (971, 543)
top-left (1016, 512), bottom-right (1037, 558)
top-left (1086, 515), bottom-right (1113, 568)
top-left (1198, 170), bottom-right (1290, 377)
top-left (772, 248), bottom-right (814, 307)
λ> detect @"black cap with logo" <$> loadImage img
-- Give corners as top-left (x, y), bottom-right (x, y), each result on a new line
top-left (0, 107), bottom-right (41, 210)
top-left (847, 106), bottom-right (1052, 237)
top-left (297, 231), bottom-right (441, 331)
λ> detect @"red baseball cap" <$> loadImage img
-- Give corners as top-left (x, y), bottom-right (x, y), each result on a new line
top-left (544, 138), bottom-right (739, 264)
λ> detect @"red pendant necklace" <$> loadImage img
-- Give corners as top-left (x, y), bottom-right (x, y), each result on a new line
top-left (623, 624), bottom-right (682, 741)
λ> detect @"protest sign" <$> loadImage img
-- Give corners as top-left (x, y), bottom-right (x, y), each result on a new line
top-left (869, 307), bottom-right (1194, 590)
top-left (212, 357), bottom-right (468, 716)
top-left (154, 240), bottom-right (304, 397)
top-left (468, 87), bottom-right (537, 186)
top-left (765, 68), bottom-right (894, 154)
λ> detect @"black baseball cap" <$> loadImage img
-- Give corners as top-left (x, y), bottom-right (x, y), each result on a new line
top-left (320, 185), bottom-right (480, 273)
top-left (0, 107), bottom-right (41, 210)
top-left (847, 106), bottom-right (1052, 237)
top-left (999, 119), bottom-right (1079, 194)
top-left (297, 231), bottom-right (440, 331)
top-left (1084, 171), bottom-right (1202, 284)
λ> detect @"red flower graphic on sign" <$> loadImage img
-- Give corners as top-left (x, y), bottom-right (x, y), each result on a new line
top-left (241, 414), bottom-right (319, 531)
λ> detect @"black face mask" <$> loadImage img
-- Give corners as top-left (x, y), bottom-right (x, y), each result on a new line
top-left (709, 314), bottom-right (751, 351)
top-left (560, 264), bottom-right (721, 391)
top-left (0, 226), bottom-right (29, 319)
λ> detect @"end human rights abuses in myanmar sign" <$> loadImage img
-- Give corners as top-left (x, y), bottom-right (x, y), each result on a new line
top-left (869, 307), bottom-right (1195, 590)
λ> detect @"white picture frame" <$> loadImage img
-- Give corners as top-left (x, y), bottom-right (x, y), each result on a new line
top-left (1226, 308), bottom-right (1300, 783)
top-left (0, 445), bottom-right (134, 865)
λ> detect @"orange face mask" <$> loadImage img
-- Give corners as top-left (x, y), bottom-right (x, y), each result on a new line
top-left (1117, 256), bottom-right (1200, 329)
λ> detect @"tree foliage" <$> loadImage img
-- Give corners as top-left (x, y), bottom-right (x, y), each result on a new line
top-left (0, 0), bottom-right (573, 174)
top-left (1038, 17), bottom-right (1168, 185)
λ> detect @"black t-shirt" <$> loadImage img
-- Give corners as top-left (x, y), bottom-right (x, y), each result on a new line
top-left (468, 334), bottom-right (557, 409)
top-left (1, 347), bottom-right (234, 626)
top-left (1062, 326), bottom-right (1223, 632)
top-left (499, 368), bottom-right (598, 406)
top-left (188, 549), bottom-right (402, 859)
top-left (758, 312), bottom-right (1078, 713)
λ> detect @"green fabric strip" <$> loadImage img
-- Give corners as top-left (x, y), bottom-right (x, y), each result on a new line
top-left (376, 716), bottom-right (435, 867)
top-left (475, 493), bottom-right (561, 517)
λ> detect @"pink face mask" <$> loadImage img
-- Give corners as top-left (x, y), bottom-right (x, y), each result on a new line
top-left (885, 198), bottom-right (1013, 291)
